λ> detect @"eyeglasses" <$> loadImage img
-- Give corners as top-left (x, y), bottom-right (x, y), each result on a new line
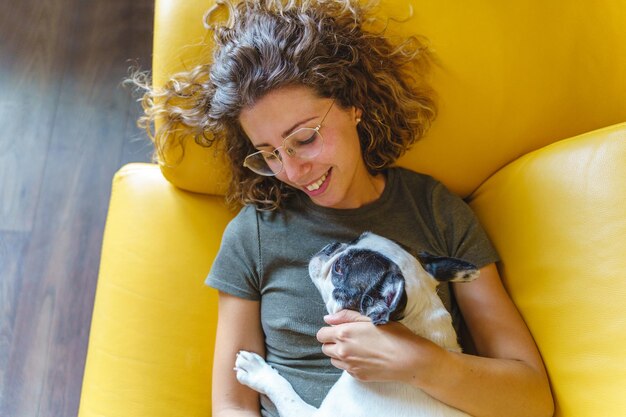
top-left (243, 99), bottom-right (335, 176)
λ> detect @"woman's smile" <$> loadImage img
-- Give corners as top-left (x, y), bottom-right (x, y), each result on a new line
top-left (303, 168), bottom-right (332, 195)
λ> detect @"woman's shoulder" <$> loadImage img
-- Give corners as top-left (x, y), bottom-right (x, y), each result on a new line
top-left (388, 167), bottom-right (466, 213)
top-left (227, 202), bottom-right (294, 232)
top-left (230, 204), bottom-right (257, 221)
top-left (389, 166), bottom-right (444, 193)
top-left (223, 204), bottom-right (259, 235)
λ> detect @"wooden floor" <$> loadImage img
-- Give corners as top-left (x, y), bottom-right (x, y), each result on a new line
top-left (0, 0), bottom-right (155, 415)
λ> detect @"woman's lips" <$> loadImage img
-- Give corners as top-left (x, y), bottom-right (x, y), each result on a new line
top-left (303, 168), bottom-right (332, 196)
top-left (306, 170), bottom-right (330, 191)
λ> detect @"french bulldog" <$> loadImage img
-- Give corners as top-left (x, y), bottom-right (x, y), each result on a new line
top-left (235, 231), bottom-right (479, 417)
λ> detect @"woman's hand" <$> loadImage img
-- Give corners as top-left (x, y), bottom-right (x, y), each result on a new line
top-left (316, 309), bottom-right (443, 384)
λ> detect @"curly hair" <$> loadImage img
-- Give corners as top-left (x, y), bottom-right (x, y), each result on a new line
top-left (132, 0), bottom-right (437, 211)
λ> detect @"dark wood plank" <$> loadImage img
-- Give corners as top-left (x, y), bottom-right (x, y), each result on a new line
top-left (0, 232), bottom-right (30, 404)
top-left (120, 1), bottom-right (158, 167)
top-left (0, 0), bottom-right (155, 415)
top-left (0, 0), bottom-right (73, 232)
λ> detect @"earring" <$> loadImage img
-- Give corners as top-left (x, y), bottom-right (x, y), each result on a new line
top-left (356, 118), bottom-right (362, 124)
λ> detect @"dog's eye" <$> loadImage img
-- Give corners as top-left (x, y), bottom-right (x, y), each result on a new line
top-left (333, 260), bottom-right (342, 275)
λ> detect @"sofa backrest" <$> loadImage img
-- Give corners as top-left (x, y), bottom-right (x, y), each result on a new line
top-left (152, 0), bottom-right (626, 197)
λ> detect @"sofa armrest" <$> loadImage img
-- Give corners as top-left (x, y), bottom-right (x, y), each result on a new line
top-left (78, 163), bottom-right (234, 417)
top-left (469, 123), bottom-right (626, 416)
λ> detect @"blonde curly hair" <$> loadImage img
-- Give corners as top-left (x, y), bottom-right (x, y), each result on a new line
top-left (132, 0), bottom-right (437, 210)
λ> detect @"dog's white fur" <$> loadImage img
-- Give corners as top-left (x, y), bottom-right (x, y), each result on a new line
top-left (235, 232), bottom-right (478, 417)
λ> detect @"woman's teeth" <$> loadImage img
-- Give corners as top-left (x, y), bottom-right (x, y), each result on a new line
top-left (306, 171), bottom-right (329, 191)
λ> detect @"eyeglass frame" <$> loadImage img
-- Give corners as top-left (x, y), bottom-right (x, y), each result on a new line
top-left (242, 99), bottom-right (336, 176)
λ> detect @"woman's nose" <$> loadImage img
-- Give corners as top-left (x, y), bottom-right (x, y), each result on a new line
top-left (280, 152), bottom-right (310, 183)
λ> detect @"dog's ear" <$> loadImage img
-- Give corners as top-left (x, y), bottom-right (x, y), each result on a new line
top-left (360, 272), bottom-right (406, 325)
top-left (417, 252), bottom-right (480, 282)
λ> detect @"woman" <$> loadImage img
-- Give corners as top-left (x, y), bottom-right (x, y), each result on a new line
top-left (134, 1), bottom-right (554, 416)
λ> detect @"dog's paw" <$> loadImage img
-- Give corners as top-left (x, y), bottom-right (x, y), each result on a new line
top-left (234, 351), bottom-right (282, 395)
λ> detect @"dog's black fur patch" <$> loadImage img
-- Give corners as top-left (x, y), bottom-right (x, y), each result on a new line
top-left (330, 249), bottom-right (407, 325)
top-left (417, 252), bottom-right (478, 282)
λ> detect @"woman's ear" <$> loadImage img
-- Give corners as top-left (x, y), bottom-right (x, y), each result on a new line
top-left (354, 107), bottom-right (363, 124)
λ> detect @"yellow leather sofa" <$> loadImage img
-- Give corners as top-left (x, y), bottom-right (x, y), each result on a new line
top-left (79, 1), bottom-right (626, 416)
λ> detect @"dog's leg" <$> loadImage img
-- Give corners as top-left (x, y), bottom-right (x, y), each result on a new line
top-left (235, 351), bottom-right (317, 417)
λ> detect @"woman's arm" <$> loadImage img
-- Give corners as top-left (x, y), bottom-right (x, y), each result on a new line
top-left (317, 264), bottom-right (554, 417)
top-left (424, 263), bottom-right (553, 417)
top-left (212, 291), bottom-right (265, 417)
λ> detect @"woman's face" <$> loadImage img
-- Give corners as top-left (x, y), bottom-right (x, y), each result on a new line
top-left (239, 86), bottom-right (384, 209)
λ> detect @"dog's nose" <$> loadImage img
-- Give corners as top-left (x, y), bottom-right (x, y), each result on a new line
top-left (321, 242), bottom-right (342, 256)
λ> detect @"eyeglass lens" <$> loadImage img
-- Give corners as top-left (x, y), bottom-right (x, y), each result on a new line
top-left (244, 127), bottom-right (324, 175)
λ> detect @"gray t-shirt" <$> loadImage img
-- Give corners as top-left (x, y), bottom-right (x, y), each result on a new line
top-left (206, 167), bottom-right (498, 416)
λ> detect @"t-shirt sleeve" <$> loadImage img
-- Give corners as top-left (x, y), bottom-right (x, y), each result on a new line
top-left (205, 205), bottom-right (261, 300)
top-left (429, 181), bottom-right (499, 268)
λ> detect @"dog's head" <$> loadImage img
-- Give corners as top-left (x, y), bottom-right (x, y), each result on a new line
top-left (308, 232), bottom-right (479, 325)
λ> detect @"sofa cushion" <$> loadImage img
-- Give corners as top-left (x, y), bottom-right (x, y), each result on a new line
top-left (469, 123), bottom-right (626, 416)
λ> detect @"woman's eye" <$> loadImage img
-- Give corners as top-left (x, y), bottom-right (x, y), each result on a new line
top-left (290, 129), bottom-right (319, 147)
top-left (298, 133), bottom-right (317, 145)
